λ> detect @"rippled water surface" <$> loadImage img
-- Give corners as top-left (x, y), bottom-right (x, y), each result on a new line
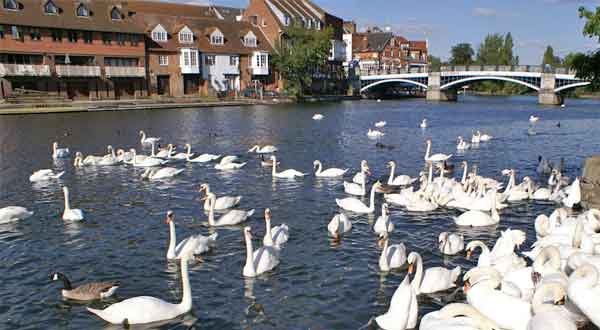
top-left (1, 95), bottom-right (600, 330)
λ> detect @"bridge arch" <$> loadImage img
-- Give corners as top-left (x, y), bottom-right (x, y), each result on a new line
top-left (440, 76), bottom-right (540, 91)
top-left (360, 79), bottom-right (428, 93)
top-left (554, 82), bottom-right (591, 93)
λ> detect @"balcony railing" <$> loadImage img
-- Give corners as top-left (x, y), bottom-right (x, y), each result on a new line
top-left (0, 64), bottom-right (51, 77)
top-left (55, 65), bottom-right (101, 77)
top-left (105, 66), bottom-right (146, 78)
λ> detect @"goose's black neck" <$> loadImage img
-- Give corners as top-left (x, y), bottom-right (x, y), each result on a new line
top-left (53, 272), bottom-right (72, 290)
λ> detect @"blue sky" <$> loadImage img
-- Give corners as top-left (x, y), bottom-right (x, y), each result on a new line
top-left (175, 0), bottom-right (600, 64)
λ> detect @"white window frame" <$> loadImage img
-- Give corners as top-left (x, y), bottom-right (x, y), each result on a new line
top-left (44, 0), bottom-right (58, 15)
top-left (76, 3), bottom-right (89, 17)
top-left (205, 55), bottom-right (215, 66)
top-left (230, 56), bottom-right (239, 66)
top-left (210, 30), bottom-right (224, 45)
top-left (4, 0), bottom-right (18, 10)
top-left (151, 25), bottom-right (168, 42)
top-left (158, 55), bottom-right (168, 66)
top-left (190, 51), bottom-right (197, 66)
top-left (178, 26), bottom-right (193, 44)
top-left (111, 7), bottom-right (122, 20)
top-left (244, 31), bottom-right (257, 47)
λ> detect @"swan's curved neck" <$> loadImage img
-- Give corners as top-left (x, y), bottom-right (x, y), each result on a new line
top-left (490, 190), bottom-right (499, 221)
top-left (427, 163), bottom-right (433, 184)
top-left (271, 157), bottom-right (278, 176)
top-left (425, 143), bottom-right (431, 160)
top-left (265, 217), bottom-right (274, 245)
top-left (461, 164), bottom-right (468, 184)
top-left (140, 131), bottom-right (146, 143)
top-left (380, 239), bottom-right (389, 268)
top-left (368, 185), bottom-right (377, 211)
top-left (533, 247), bottom-right (561, 272)
top-left (207, 195), bottom-right (216, 225)
top-left (177, 254), bottom-right (192, 313)
top-left (531, 282), bottom-right (564, 313)
top-left (411, 253), bottom-right (423, 294)
top-left (53, 143), bottom-right (57, 156)
top-left (63, 189), bottom-right (71, 211)
top-left (315, 162), bottom-right (322, 175)
top-left (167, 221), bottom-right (177, 259)
top-left (244, 234), bottom-right (255, 276)
top-left (151, 143), bottom-right (156, 157)
top-left (388, 163), bottom-right (396, 184)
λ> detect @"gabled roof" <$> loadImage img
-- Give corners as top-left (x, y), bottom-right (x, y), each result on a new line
top-left (409, 40), bottom-right (427, 50)
top-left (212, 6), bottom-right (243, 21)
top-left (0, 0), bottom-right (143, 33)
top-left (352, 32), bottom-right (393, 53)
top-left (264, 0), bottom-right (324, 26)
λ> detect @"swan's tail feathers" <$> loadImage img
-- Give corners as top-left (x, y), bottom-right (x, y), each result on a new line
top-left (510, 229), bottom-right (527, 248)
top-left (54, 171), bottom-right (66, 179)
top-left (246, 209), bottom-right (255, 218)
top-left (451, 266), bottom-right (462, 282)
top-left (86, 307), bottom-right (106, 319)
top-left (281, 223), bottom-right (289, 231)
top-left (335, 199), bottom-right (342, 208)
top-left (208, 232), bottom-right (218, 242)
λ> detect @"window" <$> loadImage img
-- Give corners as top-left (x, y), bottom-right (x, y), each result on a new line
top-left (316, 21), bottom-right (321, 30)
top-left (116, 33), bottom-right (126, 45)
top-left (151, 27), bottom-right (167, 42)
top-left (110, 7), bottom-right (122, 20)
top-left (179, 30), bottom-right (193, 43)
top-left (29, 28), bottom-right (41, 41)
top-left (3, 0), bottom-right (17, 10)
top-left (102, 32), bottom-right (112, 45)
top-left (183, 51), bottom-right (190, 66)
top-left (158, 55), bottom-right (168, 66)
top-left (51, 29), bottom-right (62, 42)
top-left (44, 0), bottom-right (58, 15)
top-left (210, 33), bottom-right (223, 45)
top-left (11, 25), bottom-right (21, 40)
top-left (67, 30), bottom-right (78, 43)
top-left (250, 15), bottom-right (258, 26)
top-left (190, 51), bottom-right (197, 66)
top-left (0, 25), bottom-right (4, 39)
top-left (244, 33), bottom-right (257, 47)
top-left (256, 54), bottom-right (267, 68)
top-left (76, 3), bottom-right (89, 17)
top-left (83, 31), bottom-right (93, 43)
top-left (104, 57), bottom-right (138, 67)
top-left (205, 55), bottom-right (215, 66)
top-left (262, 19), bottom-right (267, 27)
top-left (130, 34), bottom-right (139, 46)
top-left (230, 56), bottom-right (239, 66)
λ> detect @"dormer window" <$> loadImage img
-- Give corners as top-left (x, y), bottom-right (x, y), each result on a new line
top-left (44, 0), bottom-right (58, 14)
top-left (76, 3), bottom-right (89, 17)
top-left (243, 31), bottom-right (257, 48)
top-left (284, 15), bottom-right (291, 26)
top-left (110, 7), bottom-right (122, 20)
top-left (210, 29), bottom-right (224, 45)
top-left (3, 0), bottom-right (18, 10)
top-left (178, 27), bottom-right (193, 44)
top-left (151, 24), bottom-right (168, 42)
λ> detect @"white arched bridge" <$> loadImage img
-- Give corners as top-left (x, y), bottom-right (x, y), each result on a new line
top-left (359, 65), bottom-right (590, 105)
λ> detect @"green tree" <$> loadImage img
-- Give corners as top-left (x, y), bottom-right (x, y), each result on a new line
top-left (428, 55), bottom-right (442, 71)
top-left (449, 43), bottom-right (474, 65)
top-left (271, 23), bottom-right (333, 98)
top-left (572, 6), bottom-right (600, 88)
top-left (501, 32), bottom-right (515, 65)
top-left (476, 33), bottom-right (505, 65)
top-left (563, 52), bottom-right (582, 68)
top-left (542, 46), bottom-right (562, 66)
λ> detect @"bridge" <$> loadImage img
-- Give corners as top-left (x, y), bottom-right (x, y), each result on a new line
top-left (359, 65), bottom-right (590, 105)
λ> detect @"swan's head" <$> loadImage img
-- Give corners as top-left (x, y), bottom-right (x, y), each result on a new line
top-left (386, 161), bottom-right (395, 168)
top-left (244, 226), bottom-right (253, 239)
top-left (438, 232), bottom-right (449, 245)
top-left (463, 266), bottom-right (502, 293)
top-left (426, 139), bottom-right (432, 144)
top-left (199, 183), bottom-right (208, 192)
top-left (270, 155), bottom-right (276, 161)
top-left (247, 145), bottom-right (258, 152)
top-left (382, 203), bottom-right (389, 213)
top-left (534, 214), bottom-right (550, 237)
top-left (264, 208), bottom-right (271, 220)
top-left (407, 251), bottom-right (420, 274)
top-left (52, 141), bottom-right (58, 148)
top-left (313, 160), bottom-right (320, 168)
top-left (377, 231), bottom-right (388, 248)
top-left (62, 186), bottom-right (69, 195)
top-left (501, 169), bottom-right (511, 176)
top-left (165, 210), bottom-right (174, 224)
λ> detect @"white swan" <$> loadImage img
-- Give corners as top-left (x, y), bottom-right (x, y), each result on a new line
top-left (206, 193), bottom-right (254, 226)
top-left (248, 145), bottom-right (278, 153)
top-left (480, 132), bottom-right (493, 141)
top-left (199, 183), bottom-right (241, 210)
top-left (270, 156), bottom-right (305, 178)
top-left (471, 131), bottom-right (481, 144)
top-left (386, 161), bottom-right (416, 186)
top-left (215, 161), bottom-right (247, 170)
top-left (456, 136), bottom-right (471, 151)
top-left (378, 232), bottom-right (407, 272)
top-left (152, 143), bottom-right (173, 159)
top-left (420, 303), bottom-right (502, 330)
top-left (74, 152), bottom-right (99, 166)
top-left (98, 146), bottom-right (121, 166)
top-left (563, 177), bottom-right (581, 208)
top-left (327, 213), bottom-right (352, 241)
top-left (130, 149), bottom-right (167, 167)
top-left (420, 118), bottom-right (428, 129)
top-left (313, 160), bottom-right (348, 178)
top-left (367, 129), bottom-right (385, 138)
top-left (169, 144), bottom-right (193, 161)
top-left (567, 264), bottom-right (600, 328)
top-left (187, 152), bottom-right (221, 163)
top-left (139, 130), bottom-right (161, 145)
top-left (375, 275), bottom-right (418, 330)
top-left (29, 169), bottom-right (65, 182)
top-left (262, 208), bottom-right (289, 248)
top-left (312, 114), bottom-right (324, 120)
top-left (466, 240), bottom-right (526, 276)
top-left (336, 182), bottom-right (381, 214)
top-left (424, 139), bottom-right (452, 162)
top-left (454, 189), bottom-right (500, 226)
top-left (438, 232), bottom-right (464, 255)
top-left (374, 203), bottom-right (394, 234)
top-left (165, 210), bottom-right (217, 260)
top-left (529, 282), bottom-right (577, 330)
top-left (141, 167), bottom-right (184, 180)
top-left (52, 142), bottom-right (70, 159)
top-left (375, 121), bottom-right (387, 128)
top-left (352, 160), bottom-right (370, 184)
top-left (62, 187), bottom-right (84, 221)
top-left (87, 237), bottom-right (198, 324)
top-left (0, 206), bottom-right (33, 224)
top-left (530, 115), bottom-right (540, 123)
top-left (407, 251), bottom-right (460, 294)
top-left (243, 226), bottom-right (280, 277)
top-left (537, 156), bottom-right (553, 175)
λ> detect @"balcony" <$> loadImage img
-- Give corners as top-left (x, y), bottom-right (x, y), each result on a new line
top-left (55, 65), bottom-right (101, 77)
top-left (105, 66), bottom-right (146, 78)
top-left (248, 66), bottom-right (269, 76)
top-left (0, 64), bottom-right (51, 77)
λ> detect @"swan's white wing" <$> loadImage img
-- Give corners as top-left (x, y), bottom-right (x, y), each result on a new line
top-left (87, 296), bottom-right (178, 324)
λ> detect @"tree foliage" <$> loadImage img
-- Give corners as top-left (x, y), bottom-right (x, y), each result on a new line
top-left (573, 6), bottom-right (600, 88)
top-left (542, 46), bottom-right (562, 67)
top-left (428, 55), bottom-right (442, 71)
top-left (271, 24), bottom-right (333, 98)
top-left (476, 33), bottom-right (515, 65)
top-left (449, 43), bottom-right (474, 65)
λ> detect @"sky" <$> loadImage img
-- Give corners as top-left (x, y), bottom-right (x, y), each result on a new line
top-left (170, 0), bottom-right (600, 64)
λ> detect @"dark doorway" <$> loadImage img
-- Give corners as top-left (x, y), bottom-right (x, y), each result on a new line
top-left (157, 75), bottom-right (169, 95)
top-left (183, 75), bottom-right (199, 95)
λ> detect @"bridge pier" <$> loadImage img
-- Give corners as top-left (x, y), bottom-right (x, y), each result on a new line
top-left (538, 73), bottom-right (563, 105)
top-left (426, 72), bottom-right (457, 102)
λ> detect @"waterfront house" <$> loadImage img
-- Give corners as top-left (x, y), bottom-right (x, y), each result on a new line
top-left (0, 0), bottom-right (147, 100)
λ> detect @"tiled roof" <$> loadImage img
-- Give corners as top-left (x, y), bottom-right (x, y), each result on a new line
top-left (0, 0), bottom-right (143, 33)
top-left (409, 40), bottom-right (427, 50)
top-left (352, 32), bottom-right (393, 52)
top-left (212, 6), bottom-right (243, 21)
top-left (126, 1), bottom-right (216, 19)
top-left (266, 0), bottom-right (324, 25)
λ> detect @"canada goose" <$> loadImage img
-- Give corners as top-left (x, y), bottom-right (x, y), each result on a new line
top-left (51, 272), bottom-right (119, 301)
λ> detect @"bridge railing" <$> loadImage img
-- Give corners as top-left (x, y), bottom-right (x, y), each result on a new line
top-left (360, 65), bottom-right (577, 76)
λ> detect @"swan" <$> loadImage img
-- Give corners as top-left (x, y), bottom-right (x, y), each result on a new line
top-left (199, 183), bottom-right (241, 210)
top-left (62, 187), bottom-right (84, 221)
top-left (259, 154), bottom-right (279, 167)
top-left (312, 114), bottom-right (324, 120)
top-left (424, 139), bottom-right (452, 162)
top-left (420, 303), bottom-right (502, 330)
top-left (537, 156), bottom-right (553, 175)
top-left (528, 282), bottom-right (577, 330)
top-left (327, 213), bottom-right (352, 241)
top-left (367, 129), bottom-right (385, 138)
top-left (141, 167), bottom-right (184, 180)
top-left (375, 274), bottom-right (418, 330)
top-left (248, 145), bottom-right (278, 153)
top-left (456, 136), bottom-right (471, 150)
top-left (139, 130), bottom-right (161, 145)
top-left (205, 193), bottom-right (254, 226)
top-left (262, 208), bottom-right (289, 248)
top-left (152, 143), bottom-right (174, 159)
top-left (116, 149), bottom-right (134, 163)
top-left (563, 177), bottom-right (581, 208)
top-left (463, 267), bottom-right (532, 330)
top-left (52, 142), bottom-right (70, 159)
top-left (270, 156), bottom-right (305, 178)
top-left (471, 131), bottom-right (481, 144)
top-left (0, 206), bottom-right (33, 224)
top-left (480, 132), bottom-right (493, 142)
top-left (51, 272), bottom-right (119, 301)
top-left (214, 160), bottom-right (247, 170)
top-left (313, 160), bottom-right (348, 178)
top-left (378, 232), bottom-right (407, 272)
top-left (407, 251), bottom-right (461, 294)
top-left (74, 152), bottom-right (93, 167)
top-left (374, 203), bottom-right (394, 234)
top-left (187, 153), bottom-right (221, 163)
top-left (336, 182), bottom-right (381, 214)
top-left (87, 237), bottom-right (198, 324)
top-left (567, 264), bottom-right (600, 328)
top-left (242, 226), bottom-right (280, 277)
top-left (344, 178), bottom-right (368, 196)
top-left (352, 160), bottom-right (370, 184)
top-left (405, 191), bottom-right (438, 212)
top-left (386, 161), bottom-right (417, 186)
top-left (165, 210), bottom-right (217, 260)
top-left (29, 169), bottom-right (65, 182)
top-left (130, 149), bottom-right (167, 167)
top-left (420, 118), bottom-right (428, 128)
top-left (454, 189), bottom-right (500, 226)
top-left (169, 144), bottom-right (194, 161)
top-left (466, 241), bottom-right (526, 275)
top-left (97, 145), bottom-right (121, 166)
top-left (530, 115), bottom-right (540, 123)
top-left (375, 121), bottom-right (386, 128)
top-left (438, 232), bottom-right (464, 255)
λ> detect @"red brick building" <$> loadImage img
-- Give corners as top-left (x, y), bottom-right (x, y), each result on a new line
top-left (0, 0), bottom-right (147, 100)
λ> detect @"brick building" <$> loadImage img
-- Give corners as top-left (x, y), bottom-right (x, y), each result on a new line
top-left (0, 0), bottom-right (147, 100)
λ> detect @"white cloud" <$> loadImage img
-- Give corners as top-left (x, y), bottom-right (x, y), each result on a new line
top-left (473, 7), bottom-right (497, 17)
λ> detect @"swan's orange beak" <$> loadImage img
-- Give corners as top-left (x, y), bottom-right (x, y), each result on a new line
top-left (466, 249), bottom-right (472, 260)
top-left (407, 263), bottom-right (414, 274)
top-left (463, 280), bottom-right (471, 293)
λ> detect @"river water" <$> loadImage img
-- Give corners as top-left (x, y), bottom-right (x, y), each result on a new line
top-left (1, 95), bottom-right (599, 330)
